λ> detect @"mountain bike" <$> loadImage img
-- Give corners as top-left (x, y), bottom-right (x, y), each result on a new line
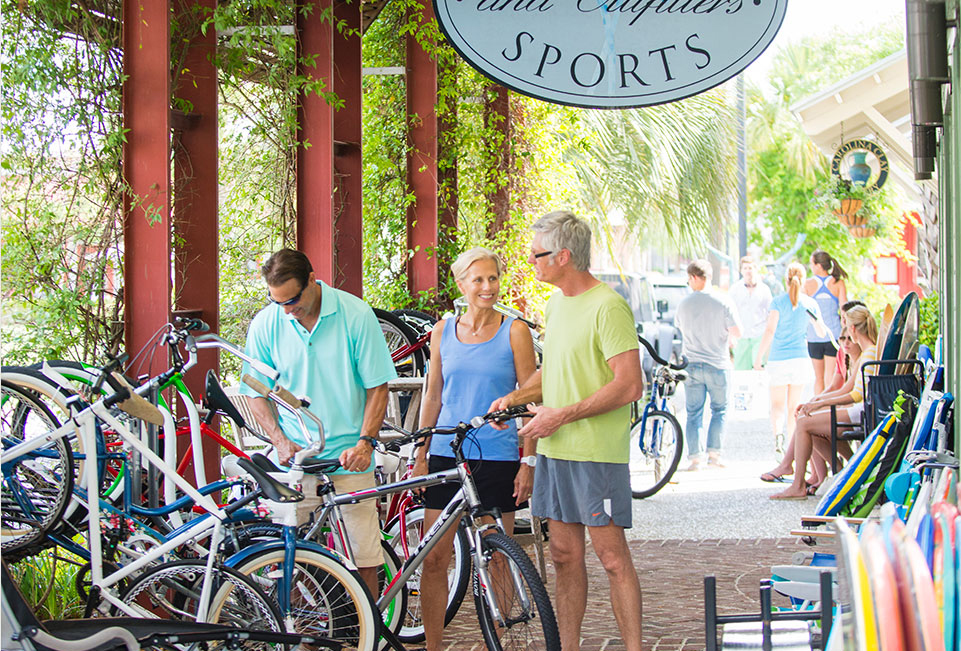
top-left (231, 397), bottom-right (561, 651)
top-left (629, 336), bottom-right (689, 499)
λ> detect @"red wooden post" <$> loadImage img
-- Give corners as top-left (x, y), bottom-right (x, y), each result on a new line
top-left (297, 0), bottom-right (336, 281)
top-left (406, 0), bottom-right (439, 296)
top-left (123, 0), bottom-right (171, 375)
top-left (333, 0), bottom-right (364, 296)
top-left (172, 0), bottom-right (221, 486)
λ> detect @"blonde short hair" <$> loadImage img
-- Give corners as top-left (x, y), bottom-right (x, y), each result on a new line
top-left (450, 247), bottom-right (505, 283)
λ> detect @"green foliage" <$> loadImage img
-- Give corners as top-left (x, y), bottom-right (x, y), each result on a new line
top-left (1, 1), bottom-right (125, 364)
top-left (748, 19), bottom-right (908, 306)
top-left (918, 292), bottom-right (939, 349)
top-left (8, 550), bottom-right (84, 620)
top-left (567, 91), bottom-right (736, 252)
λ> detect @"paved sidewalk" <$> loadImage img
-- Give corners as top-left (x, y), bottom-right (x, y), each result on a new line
top-left (441, 372), bottom-right (833, 650)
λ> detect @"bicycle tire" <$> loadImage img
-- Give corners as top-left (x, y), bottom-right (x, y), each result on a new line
top-left (472, 531), bottom-right (560, 651)
top-left (629, 408), bottom-right (683, 499)
top-left (229, 545), bottom-right (380, 651)
top-left (1, 381), bottom-right (74, 561)
top-left (384, 505), bottom-right (470, 642)
top-left (374, 308), bottom-right (426, 377)
top-left (117, 559), bottom-right (284, 643)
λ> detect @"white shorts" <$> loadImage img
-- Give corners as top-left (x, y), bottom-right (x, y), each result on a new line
top-left (845, 401), bottom-right (864, 424)
top-left (766, 358), bottom-right (814, 387)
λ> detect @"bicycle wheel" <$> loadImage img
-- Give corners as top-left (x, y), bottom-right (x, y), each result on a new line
top-left (629, 408), bottom-right (683, 499)
top-left (1, 381), bottom-right (74, 561)
top-left (384, 505), bottom-right (470, 642)
top-left (374, 308), bottom-right (426, 377)
top-left (230, 545), bottom-right (380, 651)
top-left (472, 531), bottom-right (560, 651)
top-left (117, 559), bottom-right (283, 645)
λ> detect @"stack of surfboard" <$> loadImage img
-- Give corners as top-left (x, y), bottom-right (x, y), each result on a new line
top-left (828, 478), bottom-right (957, 651)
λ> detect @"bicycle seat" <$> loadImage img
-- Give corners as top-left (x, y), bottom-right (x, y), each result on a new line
top-left (203, 369), bottom-right (250, 429)
top-left (250, 452), bottom-right (284, 473)
top-left (237, 456), bottom-right (304, 503)
top-left (302, 458), bottom-right (342, 474)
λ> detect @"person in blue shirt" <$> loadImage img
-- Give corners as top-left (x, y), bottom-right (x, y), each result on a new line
top-left (413, 247), bottom-right (537, 651)
top-left (241, 248), bottom-right (397, 595)
top-left (754, 262), bottom-right (824, 459)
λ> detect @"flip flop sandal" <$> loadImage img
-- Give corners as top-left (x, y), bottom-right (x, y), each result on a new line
top-left (760, 472), bottom-right (791, 483)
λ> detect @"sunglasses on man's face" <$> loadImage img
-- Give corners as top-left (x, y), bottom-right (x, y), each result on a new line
top-left (268, 283), bottom-right (306, 306)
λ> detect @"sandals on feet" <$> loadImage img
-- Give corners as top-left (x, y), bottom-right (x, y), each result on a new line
top-left (760, 472), bottom-right (791, 483)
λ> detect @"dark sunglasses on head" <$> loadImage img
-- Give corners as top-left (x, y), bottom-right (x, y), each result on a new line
top-left (268, 283), bottom-right (306, 306)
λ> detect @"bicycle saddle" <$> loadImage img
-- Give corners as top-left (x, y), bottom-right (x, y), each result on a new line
top-left (236, 456), bottom-right (304, 503)
top-left (203, 369), bottom-right (250, 429)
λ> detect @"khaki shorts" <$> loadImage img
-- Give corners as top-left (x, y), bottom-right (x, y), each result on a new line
top-left (298, 471), bottom-right (383, 569)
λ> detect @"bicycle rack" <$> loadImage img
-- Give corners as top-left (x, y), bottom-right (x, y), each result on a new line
top-left (704, 573), bottom-right (833, 651)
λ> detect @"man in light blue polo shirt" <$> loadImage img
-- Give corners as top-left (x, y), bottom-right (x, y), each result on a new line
top-left (240, 248), bottom-right (396, 592)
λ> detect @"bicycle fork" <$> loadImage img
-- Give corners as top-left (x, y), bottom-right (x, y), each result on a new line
top-left (467, 523), bottom-right (533, 628)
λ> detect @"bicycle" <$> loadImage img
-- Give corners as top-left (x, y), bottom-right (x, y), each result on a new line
top-left (3, 361), bottom-right (381, 651)
top-left (232, 392), bottom-right (561, 651)
top-left (628, 336), bottom-right (689, 499)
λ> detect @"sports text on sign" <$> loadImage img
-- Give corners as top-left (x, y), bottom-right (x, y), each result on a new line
top-left (434, 0), bottom-right (789, 108)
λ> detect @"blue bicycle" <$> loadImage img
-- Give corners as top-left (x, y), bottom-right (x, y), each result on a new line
top-left (629, 337), bottom-right (688, 499)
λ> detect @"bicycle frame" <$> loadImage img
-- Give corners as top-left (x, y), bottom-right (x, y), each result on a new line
top-left (2, 373), bottom-right (231, 620)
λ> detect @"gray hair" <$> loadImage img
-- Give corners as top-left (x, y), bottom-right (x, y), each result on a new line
top-left (450, 246), bottom-right (505, 282)
top-left (531, 210), bottom-right (591, 271)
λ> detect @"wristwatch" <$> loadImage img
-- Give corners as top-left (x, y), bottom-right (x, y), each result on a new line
top-left (520, 455), bottom-right (537, 467)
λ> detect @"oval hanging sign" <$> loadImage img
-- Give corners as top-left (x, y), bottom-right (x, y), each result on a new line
top-left (432, 0), bottom-right (789, 108)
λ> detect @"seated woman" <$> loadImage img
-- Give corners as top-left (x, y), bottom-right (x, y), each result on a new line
top-left (759, 300), bottom-right (866, 488)
top-left (766, 305), bottom-right (878, 500)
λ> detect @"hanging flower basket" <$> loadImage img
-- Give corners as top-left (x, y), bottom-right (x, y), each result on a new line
top-left (835, 211), bottom-right (868, 227)
top-left (836, 198), bottom-right (863, 216)
top-left (848, 225), bottom-right (876, 238)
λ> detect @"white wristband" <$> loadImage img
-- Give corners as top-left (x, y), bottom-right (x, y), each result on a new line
top-left (520, 455), bottom-right (537, 467)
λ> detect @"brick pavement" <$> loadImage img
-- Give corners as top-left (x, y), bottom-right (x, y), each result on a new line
top-left (440, 536), bottom-right (833, 651)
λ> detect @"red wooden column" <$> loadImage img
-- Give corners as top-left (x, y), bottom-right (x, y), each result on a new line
top-left (437, 56), bottom-right (458, 300)
top-left (123, 0), bottom-right (171, 371)
top-left (172, 0), bottom-right (220, 486)
top-left (297, 0), bottom-right (336, 280)
top-left (406, 0), bottom-right (439, 295)
top-left (332, 0), bottom-right (364, 296)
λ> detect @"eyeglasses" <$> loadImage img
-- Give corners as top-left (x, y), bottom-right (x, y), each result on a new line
top-left (268, 283), bottom-right (306, 307)
top-left (532, 250), bottom-right (553, 259)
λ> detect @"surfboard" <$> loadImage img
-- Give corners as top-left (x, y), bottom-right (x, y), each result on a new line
top-left (836, 518), bottom-right (873, 651)
top-left (816, 413), bottom-right (898, 517)
top-left (931, 504), bottom-right (958, 651)
top-left (860, 521), bottom-right (905, 651)
top-left (880, 292), bottom-right (919, 374)
top-left (890, 517), bottom-right (945, 651)
top-left (876, 303), bottom-right (895, 366)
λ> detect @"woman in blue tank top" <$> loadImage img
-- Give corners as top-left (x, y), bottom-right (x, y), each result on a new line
top-left (804, 250), bottom-right (848, 395)
top-left (413, 247), bottom-right (537, 651)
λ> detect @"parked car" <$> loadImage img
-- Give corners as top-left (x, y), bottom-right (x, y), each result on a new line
top-left (651, 278), bottom-right (690, 325)
top-left (594, 270), bottom-right (676, 380)
top-left (651, 278), bottom-right (689, 364)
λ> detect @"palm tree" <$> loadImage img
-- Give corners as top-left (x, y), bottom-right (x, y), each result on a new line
top-left (566, 88), bottom-right (737, 252)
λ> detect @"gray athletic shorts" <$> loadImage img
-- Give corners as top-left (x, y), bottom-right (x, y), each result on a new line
top-left (531, 456), bottom-right (632, 528)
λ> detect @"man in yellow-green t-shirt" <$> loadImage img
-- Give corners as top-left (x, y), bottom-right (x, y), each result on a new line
top-left (490, 211), bottom-right (646, 651)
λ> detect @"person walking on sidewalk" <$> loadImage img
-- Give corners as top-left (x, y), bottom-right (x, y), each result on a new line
top-left (805, 250), bottom-right (848, 394)
top-left (490, 210), bottom-right (645, 651)
top-left (674, 259), bottom-right (742, 470)
top-left (729, 255), bottom-right (772, 371)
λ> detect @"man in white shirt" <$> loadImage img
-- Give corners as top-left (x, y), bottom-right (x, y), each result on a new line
top-left (674, 259), bottom-right (742, 470)
top-left (729, 256), bottom-right (772, 371)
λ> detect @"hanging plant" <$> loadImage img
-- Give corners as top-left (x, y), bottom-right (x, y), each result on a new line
top-left (813, 174), bottom-right (890, 239)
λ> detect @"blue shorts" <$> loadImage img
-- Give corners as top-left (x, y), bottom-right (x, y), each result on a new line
top-left (531, 456), bottom-right (632, 528)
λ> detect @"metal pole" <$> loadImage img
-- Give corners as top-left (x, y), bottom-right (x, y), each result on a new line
top-left (737, 74), bottom-right (747, 260)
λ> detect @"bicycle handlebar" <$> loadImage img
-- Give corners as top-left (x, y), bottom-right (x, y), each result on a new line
top-left (637, 335), bottom-right (688, 370)
top-left (241, 373), bottom-right (327, 451)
